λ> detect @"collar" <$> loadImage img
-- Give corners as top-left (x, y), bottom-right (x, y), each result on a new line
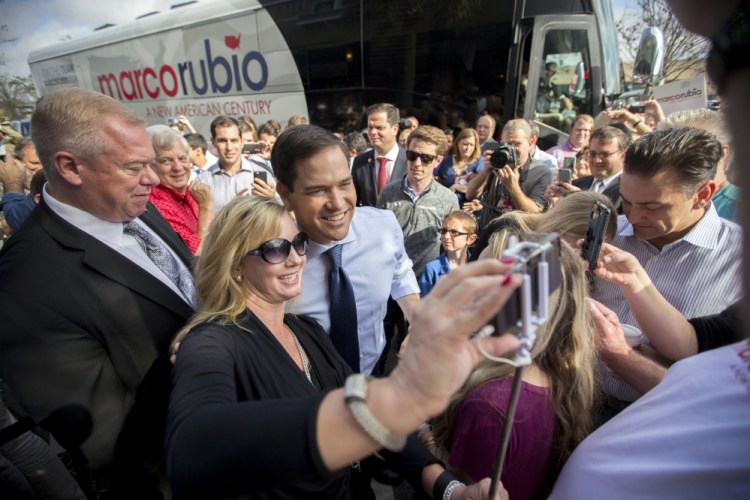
top-left (153, 183), bottom-right (190, 202)
top-left (206, 156), bottom-right (255, 176)
top-left (43, 184), bottom-right (131, 246)
top-left (620, 204), bottom-right (725, 250)
top-left (402, 175), bottom-right (433, 198)
top-left (379, 143), bottom-right (400, 162)
top-left (305, 212), bottom-right (358, 260)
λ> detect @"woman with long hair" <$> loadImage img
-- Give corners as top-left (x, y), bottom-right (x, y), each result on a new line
top-left (165, 196), bottom-right (523, 499)
top-left (434, 128), bottom-right (484, 205)
top-left (429, 230), bottom-right (598, 499)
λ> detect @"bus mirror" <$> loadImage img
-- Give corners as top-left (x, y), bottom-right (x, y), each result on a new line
top-left (632, 27), bottom-right (665, 85)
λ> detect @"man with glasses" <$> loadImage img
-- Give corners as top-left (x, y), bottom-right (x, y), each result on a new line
top-left (377, 126), bottom-right (460, 278)
top-left (546, 126), bottom-right (628, 212)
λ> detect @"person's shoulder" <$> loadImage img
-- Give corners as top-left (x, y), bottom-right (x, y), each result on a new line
top-left (352, 150), bottom-right (373, 169)
top-left (378, 180), bottom-right (403, 199)
top-left (355, 205), bottom-right (399, 221)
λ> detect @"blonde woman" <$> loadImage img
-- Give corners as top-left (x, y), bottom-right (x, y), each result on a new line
top-left (165, 196), bottom-right (522, 499)
top-left (429, 232), bottom-right (597, 500)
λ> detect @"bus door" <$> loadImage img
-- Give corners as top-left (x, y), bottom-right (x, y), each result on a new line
top-left (511, 14), bottom-right (603, 142)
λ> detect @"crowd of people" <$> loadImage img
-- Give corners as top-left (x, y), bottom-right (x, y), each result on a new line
top-left (0, 1), bottom-right (748, 498)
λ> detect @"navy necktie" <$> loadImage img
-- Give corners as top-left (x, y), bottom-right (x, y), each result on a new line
top-left (123, 221), bottom-right (197, 308)
top-left (325, 244), bottom-right (360, 372)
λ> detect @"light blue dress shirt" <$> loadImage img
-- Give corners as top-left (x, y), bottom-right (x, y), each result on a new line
top-left (293, 207), bottom-right (419, 374)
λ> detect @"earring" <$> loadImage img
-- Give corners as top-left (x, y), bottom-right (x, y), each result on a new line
top-left (235, 275), bottom-right (242, 282)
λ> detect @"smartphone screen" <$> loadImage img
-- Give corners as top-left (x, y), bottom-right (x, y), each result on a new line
top-left (242, 142), bottom-right (261, 155)
top-left (558, 168), bottom-right (572, 183)
top-left (563, 156), bottom-right (576, 170)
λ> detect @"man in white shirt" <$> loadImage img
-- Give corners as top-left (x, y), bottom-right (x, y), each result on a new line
top-left (274, 124), bottom-right (420, 375)
top-left (196, 115), bottom-right (277, 212)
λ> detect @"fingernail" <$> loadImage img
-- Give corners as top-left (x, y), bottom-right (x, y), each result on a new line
top-left (501, 274), bottom-right (513, 286)
top-left (500, 257), bottom-right (515, 264)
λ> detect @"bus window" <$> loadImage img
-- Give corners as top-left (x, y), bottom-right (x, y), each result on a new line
top-left (534, 29), bottom-right (593, 133)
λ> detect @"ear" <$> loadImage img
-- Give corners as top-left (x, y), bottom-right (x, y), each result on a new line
top-left (52, 152), bottom-right (85, 187)
top-left (435, 155), bottom-right (444, 165)
top-left (467, 233), bottom-right (478, 245)
top-left (276, 182), bottom-right (291, 209)
top-left (694, 180), bottom-right (716, 209)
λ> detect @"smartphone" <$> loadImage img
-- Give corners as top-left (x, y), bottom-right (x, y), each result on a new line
top-left (254, 171), bottom-right (268, 183)
top-left (628, 104), bottom-right (646, 114)
top-left (581, 201), bottom-right (611, 270)
top-left (494, 233), bottom-right (563, 336)
top-left (563, 156), bottom-right (576, 170)
top-left (558, 168), bottom-right (572, 184)
top-left (242, 142), bottom-right (261, 155)
top-left (167, 117), bottom-right (180, 126)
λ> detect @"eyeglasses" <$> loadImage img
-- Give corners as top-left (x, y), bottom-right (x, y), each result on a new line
top-left (154, 156), bottom-right (190, 167)
top-left (439, 228), bottom-right (470, 237)
top-left (246, 232), bottom-right (308, 264)
top-left (406, 150), bottom-right (438, 164)
top-left (587, 149), bottom-right (623, 160)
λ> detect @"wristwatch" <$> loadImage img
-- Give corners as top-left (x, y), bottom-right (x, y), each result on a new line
top-left (707, 1), bottom-right (750, 93)
top-left (344, 374), bottom-right (407, 451)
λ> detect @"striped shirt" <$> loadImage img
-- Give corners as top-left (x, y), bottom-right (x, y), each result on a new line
top-left (594, 204), bottom-right (743, 401)
top-left (196, 157), bottom-right (276, 213)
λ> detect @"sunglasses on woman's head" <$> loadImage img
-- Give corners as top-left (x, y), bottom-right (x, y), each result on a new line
top-left (247, 232), bottom-right (308, 264)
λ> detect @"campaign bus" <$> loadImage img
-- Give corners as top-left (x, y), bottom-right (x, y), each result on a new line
top-left (28, 0), bottom-right (623, 141)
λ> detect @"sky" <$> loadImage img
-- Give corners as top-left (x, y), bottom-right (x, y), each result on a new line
top-left (1, 0), bottom-right (638, 78)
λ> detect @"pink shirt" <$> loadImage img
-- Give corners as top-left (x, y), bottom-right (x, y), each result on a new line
top-left (149, 184), bottom-right (201, 254)
top-left (449, 377), bottom-right (555, 500)
top-left (546, 140), bottom-right (579, 169)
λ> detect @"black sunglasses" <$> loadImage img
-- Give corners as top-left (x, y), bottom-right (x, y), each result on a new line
top-left (247, 232), bottom-right (308, 264)
top-left (406, 150), bottom-right (438, 164)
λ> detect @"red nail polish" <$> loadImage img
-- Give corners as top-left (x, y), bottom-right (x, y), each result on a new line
top-left (500, 257), bottom-right (515, 264)
top-left (501, 274), bottom-right (513, 286)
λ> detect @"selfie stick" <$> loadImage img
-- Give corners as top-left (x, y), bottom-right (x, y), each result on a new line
top-left (488, 244), bottom-right (552, 500)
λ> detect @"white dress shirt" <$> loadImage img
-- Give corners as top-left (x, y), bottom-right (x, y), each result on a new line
top-left (371, 143), bottom-right (401, 186)
top-left (293, 207), bottom-right (419, 374)
top-left (43, 187), bottom-right (193, 304)
top-left (196, 156), bottom-right (277, 213)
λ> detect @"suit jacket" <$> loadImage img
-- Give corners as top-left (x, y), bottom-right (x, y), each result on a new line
top-left (573, 175), bottom-right (623, 213)
top-left (0, 199), bottom-right (194, 494)
top-left (351, 147), bottom-right (407, 207)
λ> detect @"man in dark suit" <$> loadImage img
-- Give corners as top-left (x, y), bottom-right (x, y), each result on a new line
top-left (0, 88), bottom-right (195, 496)
top-left (351, 103), bottom-right (407, 207)
top-left (545, 126), bottom-right (629, 213)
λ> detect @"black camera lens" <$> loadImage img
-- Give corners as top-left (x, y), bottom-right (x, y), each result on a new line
top-left (489, 142), bottom-right (518, 169)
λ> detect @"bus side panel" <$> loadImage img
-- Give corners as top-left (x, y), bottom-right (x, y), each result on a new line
top-left (29, 9), bottom-right (307, 136)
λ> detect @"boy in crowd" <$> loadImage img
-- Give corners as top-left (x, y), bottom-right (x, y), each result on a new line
top-left (418, 211), bottom-right (477, 296)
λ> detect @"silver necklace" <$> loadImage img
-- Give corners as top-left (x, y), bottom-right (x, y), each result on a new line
top-left (290, 330), bottom-right (313, 385)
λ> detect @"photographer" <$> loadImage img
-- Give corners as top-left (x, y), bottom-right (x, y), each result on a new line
top-left (466, 119), bottom-right (553, 216)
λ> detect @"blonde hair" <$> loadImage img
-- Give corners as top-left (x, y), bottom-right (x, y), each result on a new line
top-left (172, 197), bottom-right (286, 346)
top-left (407, 126), bottom-right (448, 156)
top-left (432, 231), bottom-right (597, 490)
top-left (450, 128), bottom-right (481, 163)
top-left (443, 210), bottom-right (477, 235)
top-left (539, 191), bottom-right (618, 243)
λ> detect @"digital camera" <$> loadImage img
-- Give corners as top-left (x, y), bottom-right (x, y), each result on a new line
top-left (489, 142), bottom-right (519, 170)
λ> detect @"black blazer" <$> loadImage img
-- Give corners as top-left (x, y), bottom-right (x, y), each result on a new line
top-left (351, 147), bottom-right (407, 207)
top-left (573, 175), bottom-right (623, 213)
top-left (0, 199), bottom-right (193, 493)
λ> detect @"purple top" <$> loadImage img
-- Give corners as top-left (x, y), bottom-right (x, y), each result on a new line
top-left (449, 377), bottom-right (555, 500)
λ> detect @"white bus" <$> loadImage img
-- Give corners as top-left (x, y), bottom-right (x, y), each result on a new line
top-left (29, 0), bottom-right (624, 144)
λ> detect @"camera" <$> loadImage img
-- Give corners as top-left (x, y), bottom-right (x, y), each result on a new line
top-left (493, 233), bottom-right (563, 336)
top-left (167, 116), bottom-right (180, 126)
top-left (399, 118), bottom-right (415, 130)
top-left (628, 104), bottom-right (646, 114)
top-left (489, 142), bottom-right (519, 170)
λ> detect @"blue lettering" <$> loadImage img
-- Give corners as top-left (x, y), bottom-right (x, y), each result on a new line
top-left (187, 60), bottom-right (208, 96)
top-left (241, 51), bottom-right (268, 91)
top-left (206, 39), bottom-right (232, 93)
